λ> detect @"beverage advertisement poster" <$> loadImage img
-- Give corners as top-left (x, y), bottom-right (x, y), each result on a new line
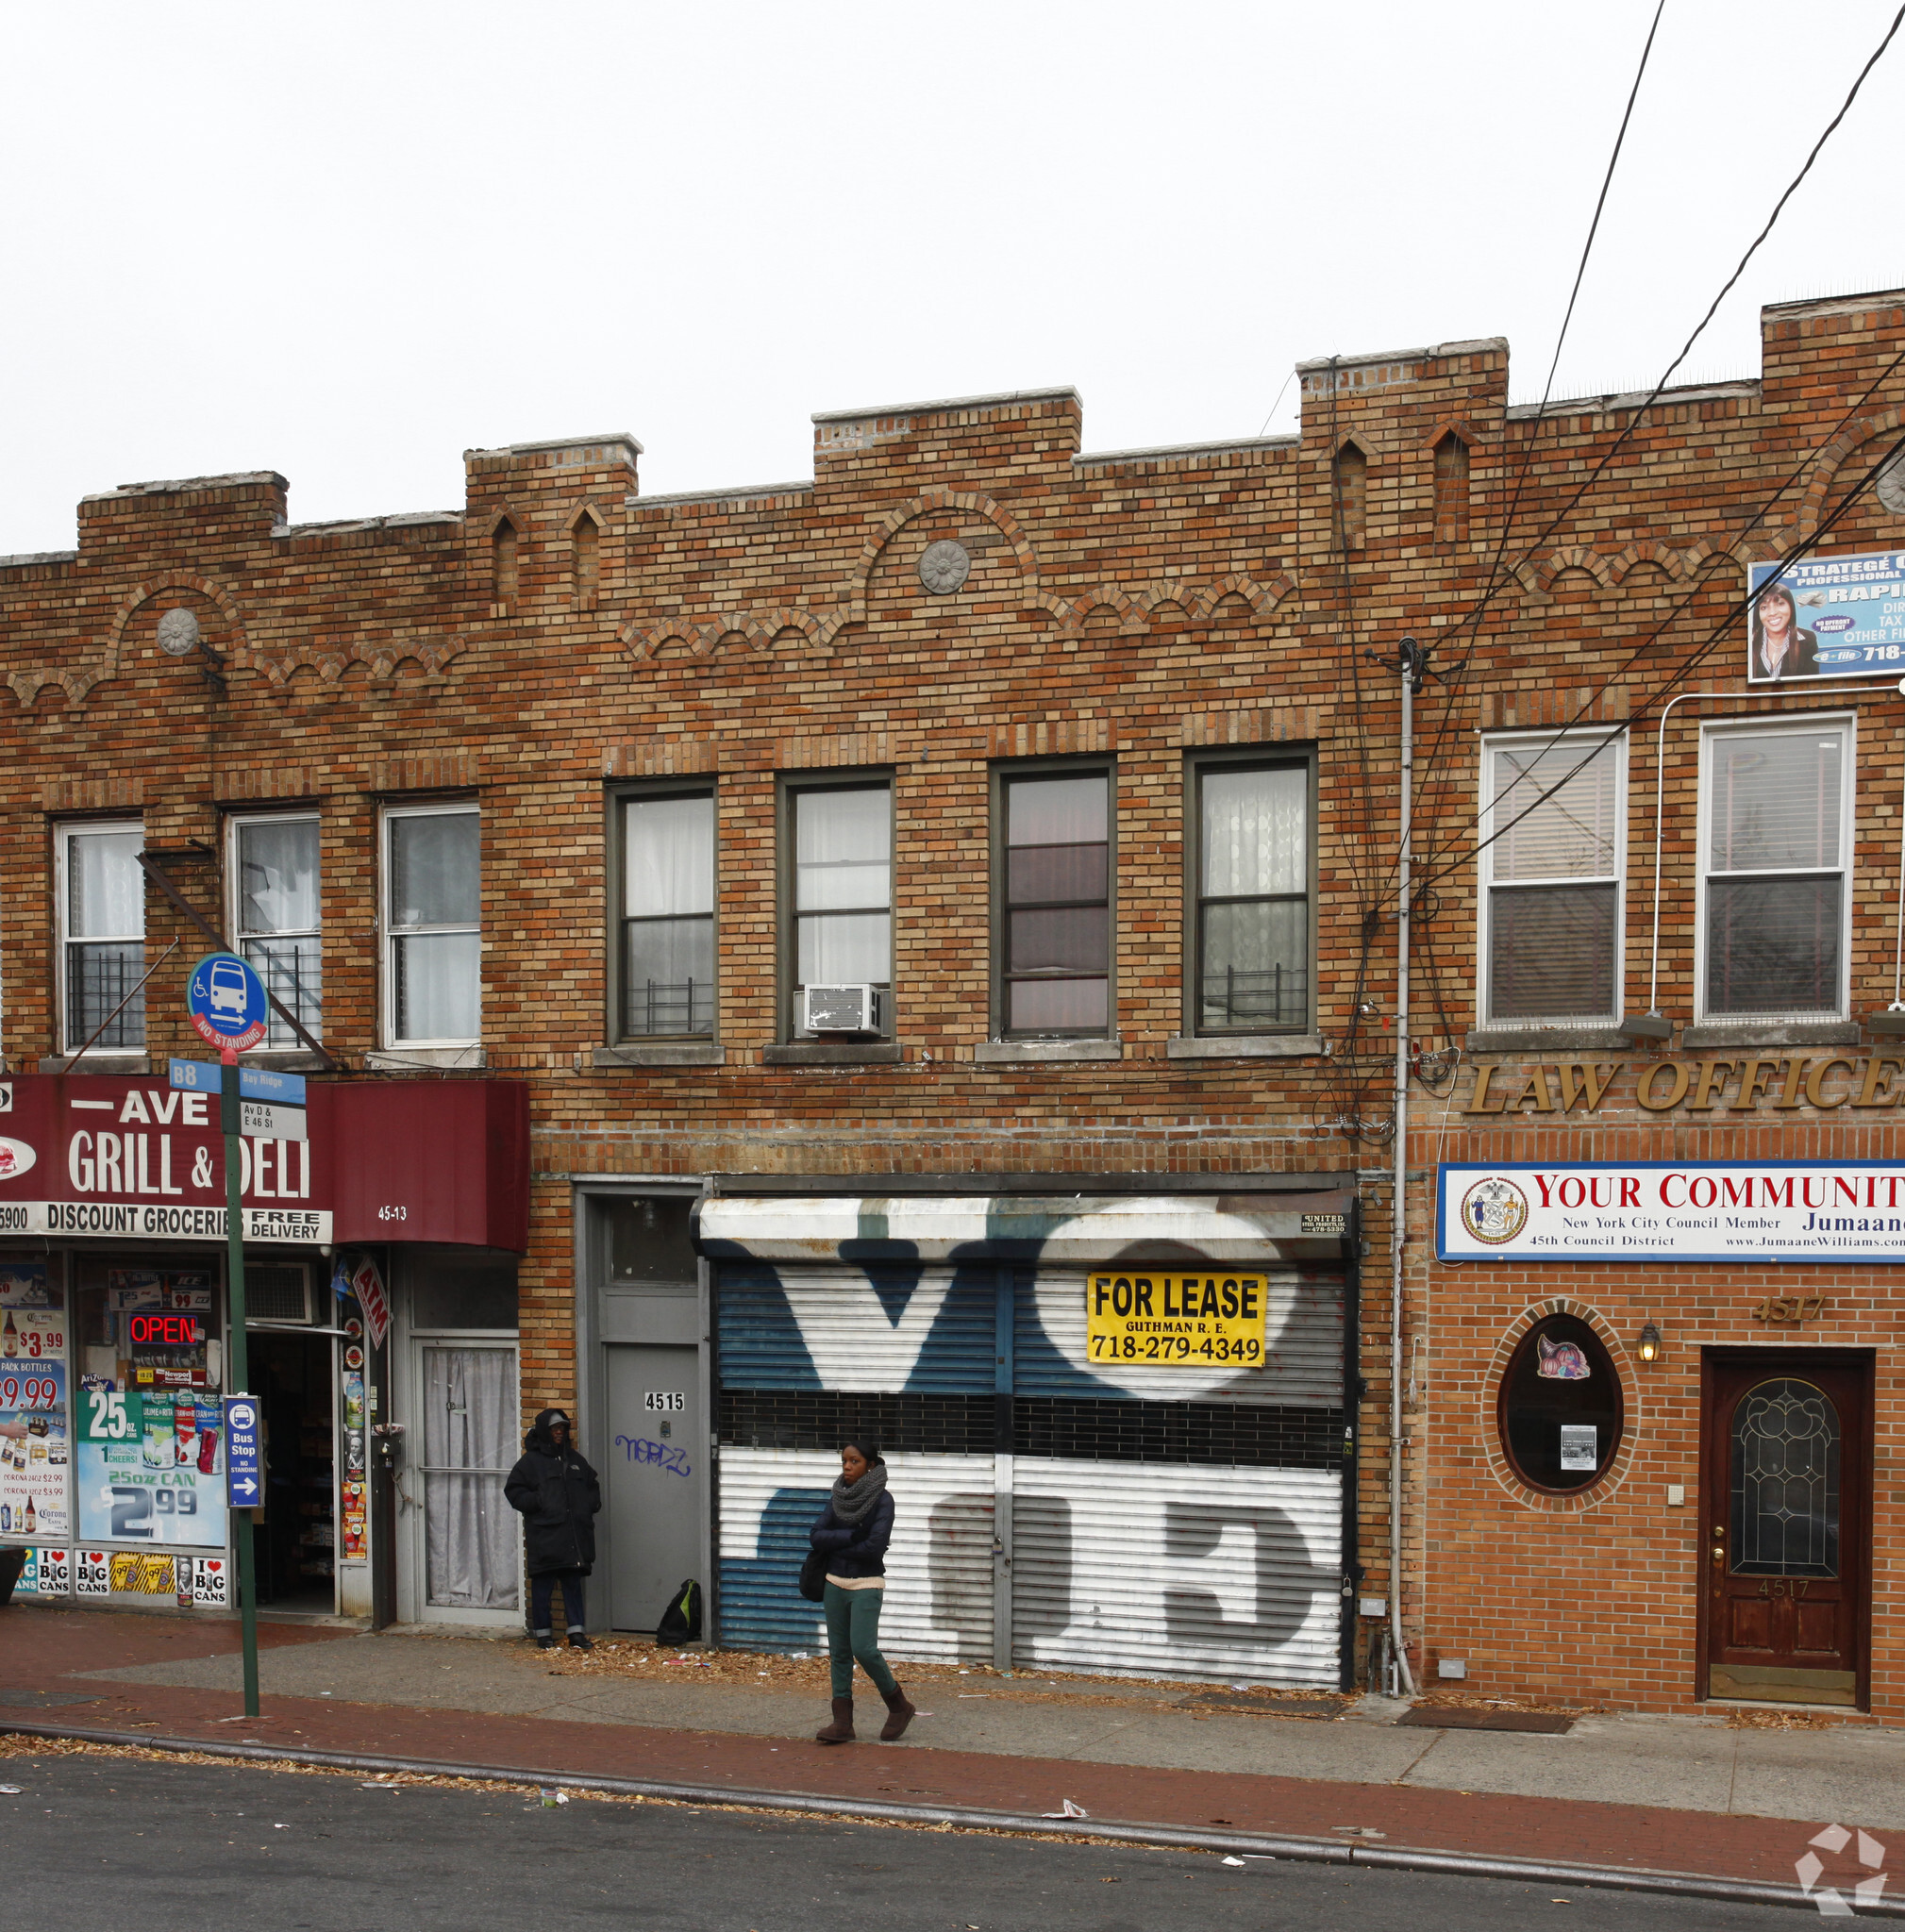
top-left (76, 1386), bottom-right (225, 1547)
top-left (1, 1265), bottom-right (69, 1540)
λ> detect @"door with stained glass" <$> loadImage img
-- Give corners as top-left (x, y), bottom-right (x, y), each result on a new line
top-left (1703, 1356), bottom-right (1868, 1707)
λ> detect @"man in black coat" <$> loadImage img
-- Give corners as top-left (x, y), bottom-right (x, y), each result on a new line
top-left (504, 1407), bottom-right (602, 1650)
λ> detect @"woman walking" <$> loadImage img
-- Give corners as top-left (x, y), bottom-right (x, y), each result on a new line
top-left (810, 1439), bottom-right (915, 1743)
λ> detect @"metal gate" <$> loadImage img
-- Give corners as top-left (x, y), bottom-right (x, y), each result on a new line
top-left (701, 1192), bottom-right (1353, 1688)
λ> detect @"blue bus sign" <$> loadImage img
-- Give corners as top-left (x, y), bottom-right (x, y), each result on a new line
top-left (172, 1059), bottom-right (308, 1106)
top-left (186, 953), bottom-right (270, 1053)
top-left (225, 1394), bottom-right (262, 1508)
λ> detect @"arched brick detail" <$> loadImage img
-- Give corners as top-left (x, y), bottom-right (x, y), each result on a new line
top-left (841, 487), bottom-right (1043, 632)
top-left (1608, 541), bottom-right (1689, 585)
top-left (481, 505), bottom-right (530, 541)
top-left (1185, 573), bottom-right (1295, 622)
top-left (1420, 416), bottom-right (1489, 456)
top-left (564, 499), bottom-right (610, 534)
top-left (106, 575), bottom-right (249, 677)
top-left (1531, 547), bottom-right (1612, 592)
top-left (1480, 1298), bottom-right (1642, 1514)
top-left (1796, 405), bottom-right (1905, 538)
top-left (242, 633), bottom-right (470, 687)
top-left (622, 606), bottom-right (838, 665)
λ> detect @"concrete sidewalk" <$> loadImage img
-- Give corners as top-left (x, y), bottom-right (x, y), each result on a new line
top-left (5, 1602), bottom-right (1903, 1898)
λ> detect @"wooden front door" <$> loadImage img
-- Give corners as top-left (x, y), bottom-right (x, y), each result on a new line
top-left (1703, 1354), bottom-right (1869, 1708)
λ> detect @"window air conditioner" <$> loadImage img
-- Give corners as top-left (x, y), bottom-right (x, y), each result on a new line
top-left (803, 984), bottom-right (884, 1035)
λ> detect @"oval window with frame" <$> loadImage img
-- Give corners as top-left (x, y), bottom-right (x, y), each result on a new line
top-left (1496, 1313), bottom-right (1623, 1493)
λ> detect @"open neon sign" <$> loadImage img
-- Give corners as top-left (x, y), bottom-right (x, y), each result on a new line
top-left (126, 1313), bottom-right (202, 1347)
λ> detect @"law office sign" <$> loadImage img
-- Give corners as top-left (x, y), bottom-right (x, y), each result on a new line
top-left (1438, 1161), bottom-right (1905, 1263)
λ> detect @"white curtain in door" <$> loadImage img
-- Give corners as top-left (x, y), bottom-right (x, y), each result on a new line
top-left (423, 1347), bottom-right (520, 1610)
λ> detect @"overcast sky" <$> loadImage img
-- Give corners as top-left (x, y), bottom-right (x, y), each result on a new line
top-left (2, 2), bottom-right (1899, 553)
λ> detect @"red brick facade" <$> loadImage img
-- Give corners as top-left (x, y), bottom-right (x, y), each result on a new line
top-left (5, 290), bottom-right (1904, 1707)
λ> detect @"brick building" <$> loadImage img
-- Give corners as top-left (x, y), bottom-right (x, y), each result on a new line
top-left (0, 289), bottom-right (1901, 1720)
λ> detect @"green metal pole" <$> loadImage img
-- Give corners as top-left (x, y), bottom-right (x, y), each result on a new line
top-left (223, 1048), bottom-right (259, 1719)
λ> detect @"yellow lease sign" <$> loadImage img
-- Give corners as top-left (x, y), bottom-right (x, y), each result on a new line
top-left (1085, 1271), bottom-right (1267, 1366)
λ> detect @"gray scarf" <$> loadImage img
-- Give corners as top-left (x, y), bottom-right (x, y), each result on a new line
top-left (829, 1459), bottom-right (888, 1524)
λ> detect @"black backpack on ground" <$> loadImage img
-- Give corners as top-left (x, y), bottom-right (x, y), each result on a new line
top-left (656, 1577), bottom-right (703, 1644)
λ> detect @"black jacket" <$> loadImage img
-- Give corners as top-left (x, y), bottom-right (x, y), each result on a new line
top-left (504, 1410), bottom-right (602, 1575)
top-left (808, 1489), bottom-right (894, 1579)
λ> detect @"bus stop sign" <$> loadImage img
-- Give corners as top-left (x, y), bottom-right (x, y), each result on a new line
top-left (186, 953), bottom-right (270, 1053)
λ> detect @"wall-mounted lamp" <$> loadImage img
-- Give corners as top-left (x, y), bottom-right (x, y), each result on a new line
top-left (1617, 1011), bottom-right (1673, 1042)
top-left (1637, 1320), bottom-right (1662, 1364)
top-left (1870, 1004), bottom-right (1905, 1037)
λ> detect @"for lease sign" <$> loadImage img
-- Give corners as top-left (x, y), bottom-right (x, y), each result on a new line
top-left (1438, 1161), bottom-right (1905, 1263)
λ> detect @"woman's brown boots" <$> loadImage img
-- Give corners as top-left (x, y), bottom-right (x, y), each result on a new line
top-left (878, 1681), bottom-right (916, 1740)
top-left (815, 1696), bottom-right (855, 1743)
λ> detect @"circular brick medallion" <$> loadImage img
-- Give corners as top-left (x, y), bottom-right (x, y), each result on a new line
top-left (918, 540), bottom-right (971, 596)
top-left (157, 608), bottom-right (201, 657)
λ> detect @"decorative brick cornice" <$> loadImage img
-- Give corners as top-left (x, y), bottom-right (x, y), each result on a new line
top-left (41, 776), bottom-right (144, 813)
top-left (1796, 404), bottom-right (1905, 539)
top-left (370, 754), bottom-right (481, 794)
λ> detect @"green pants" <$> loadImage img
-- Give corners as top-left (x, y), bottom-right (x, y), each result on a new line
top-left (824, 1581), bottom-right (896, 1699)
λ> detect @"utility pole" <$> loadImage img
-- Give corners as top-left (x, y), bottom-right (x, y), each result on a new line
top-left (1388, 637), bottom-right (1427, 1699)
top-left (223, 1044), bottom-right (259, 1718)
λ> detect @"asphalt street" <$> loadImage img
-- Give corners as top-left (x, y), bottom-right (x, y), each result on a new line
top-left (0, 1750), bottom-right (1810, 1931)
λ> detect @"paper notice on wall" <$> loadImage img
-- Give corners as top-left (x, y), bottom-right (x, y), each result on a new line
top-left (1559, 1424), bottom-right (1599, 1472)
top-left (350, 1257), bottom-right (390, 1348)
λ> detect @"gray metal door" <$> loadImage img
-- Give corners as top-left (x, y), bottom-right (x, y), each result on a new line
top-left (605, 1343), bottom-right (704, 1633)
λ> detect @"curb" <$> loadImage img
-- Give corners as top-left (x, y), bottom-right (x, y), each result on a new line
top-left (1, 1716), bottom-right (1889, 1918)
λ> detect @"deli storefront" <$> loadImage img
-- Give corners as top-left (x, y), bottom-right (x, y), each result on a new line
top-left (0, 1073), bottom-right (527, 1625)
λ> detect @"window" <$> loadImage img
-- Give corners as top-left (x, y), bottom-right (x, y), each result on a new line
top-left (230, 814), bottom-right (321, 1047)
top-left (1193, 758), bottom-right (1310, 1033)
top-left (1480, 733), bottom-right (1624, 1025)
top-left (1701, 721), bottom-right (1850, 1020)
top-left (382, 804), bottom-right (480, 1045)
top-left (788, 781), bottom-right (891, 1036)
top-left (998, 768), bottom-right (1111, 1037)
top-left (572, 510), bottom-right (599, 604)
top-left (618, 790), bottom-right (714, 1039)
top-left (1496, 1313), bottom-right (1622, 1493)
top-left (58, 821), bottom-right (145, 1053)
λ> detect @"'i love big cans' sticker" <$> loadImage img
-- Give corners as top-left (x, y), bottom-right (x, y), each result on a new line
top-left (75, 1550), bottom-right (110, 1596)
top-left (193, 1557), bottom-right (228, 1607)
top-left (37, 1548), bottom-right (70, 1593)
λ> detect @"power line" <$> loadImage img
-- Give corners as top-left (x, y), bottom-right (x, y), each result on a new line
top-left (1399, 0), bottom-right (1666, 868)
top-left (1395, 0), bottom-right (1904, 896)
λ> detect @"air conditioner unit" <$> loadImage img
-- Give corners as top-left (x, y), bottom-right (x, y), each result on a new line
top-left (245, 1263), bottom-right (314, 1324)
top-left (803, 984), bottom-right (884, 1035)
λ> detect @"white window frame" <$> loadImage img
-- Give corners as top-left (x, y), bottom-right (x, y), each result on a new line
top-left (226, 809), bottom-right (322, 1050)
top-left (380, 801), bottom-right (481, 1049)
top-left (1476, 728), bottom-right (1628, 1029)
top-left (1695, 714), bottom-right (1854, 1024)
top-left (56, 818), bottom-right (146, 1056)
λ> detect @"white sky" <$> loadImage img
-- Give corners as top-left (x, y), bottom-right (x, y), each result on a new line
top-left (2, 2), bottom-right (1900, 554)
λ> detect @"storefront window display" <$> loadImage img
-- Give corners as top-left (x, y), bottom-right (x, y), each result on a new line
top-left (75, 1260), bottom-right (226, 1548)
top-left (1497, 1313), bottom-right (1623, 1493)
top-left (1, 1263), bottom-right (68, 1540)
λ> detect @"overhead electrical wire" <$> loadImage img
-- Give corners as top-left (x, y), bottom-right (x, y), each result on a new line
top-left (1397, 0), bottom-right (1904, 898)
top-left (1398, 0), bottom-right (1666, 864)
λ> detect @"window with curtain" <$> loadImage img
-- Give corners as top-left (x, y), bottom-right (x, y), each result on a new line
top-left (1195, 759), bottom-right (1310, 1033)
top-left (1482, 735), bottom-right (1624, 1024)
top-left (1000, 770), bottom-right (1110, 1037)
top-left (232, 814), bottom-right (321, 1047)
top-left (1703, 723), bottom-right (1848, 1018)
top-left (791, 783), bottom-right (891, 1034)
top-left (60, 821), bottom-right (145, 1052)
top-left (620, 791), bottom-right (714, 1038)
top-left (384, 805), bottom-right (480, 1045)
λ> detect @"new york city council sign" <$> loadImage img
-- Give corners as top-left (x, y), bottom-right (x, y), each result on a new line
top-left (1437, 1160), bottom-right (1905, 1263)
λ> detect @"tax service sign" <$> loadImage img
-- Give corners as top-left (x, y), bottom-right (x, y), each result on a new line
top-left (1437, 1160), bottom-right (1905, 1264)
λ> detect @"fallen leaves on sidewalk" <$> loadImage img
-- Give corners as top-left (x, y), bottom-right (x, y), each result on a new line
top-left (1722, 1707), bottom-right (1839, 1731)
